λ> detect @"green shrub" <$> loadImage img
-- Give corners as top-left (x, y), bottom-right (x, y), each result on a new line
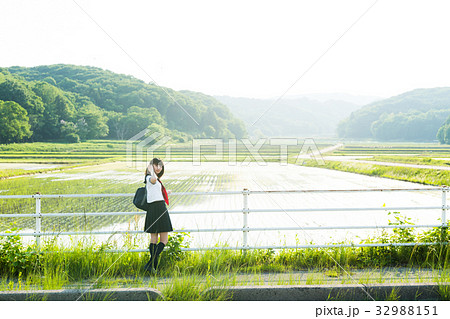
top-left (64, 133), bottom-right (80, 143)
top-left (0, 229), bottom-right (35, 276)
top-left (161, 232), bottom-right (190, 265)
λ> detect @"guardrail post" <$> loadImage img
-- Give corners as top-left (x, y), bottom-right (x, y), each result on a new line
top-left (442, 186), bottom-right (448, 243)
top-left (242, 188), bottom-right (249, 251)
top-left (442, 187), bottom-right (448, 226)
top-left (35, 193), bottom-right (42, 251)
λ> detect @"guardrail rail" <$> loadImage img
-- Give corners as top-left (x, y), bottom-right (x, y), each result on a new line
top-left (0, 187), bottom-right (448, 252)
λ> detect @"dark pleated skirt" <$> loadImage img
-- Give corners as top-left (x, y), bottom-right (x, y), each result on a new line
top-left (144, 200), bottom-right (173, 233)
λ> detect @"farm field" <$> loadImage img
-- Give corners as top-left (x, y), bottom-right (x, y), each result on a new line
top-left (324, 142), bottom-right (450, 167)
top-left (0, 139), bottom-right (333, 178)
top-left (0, 139), bottom-right (332, 246)
top-left (331, 142), bottom-right (450, 156)
top-left (1, 140), bottom-right (448, 250)
top-left (300, 142), bottom-right (450, 187)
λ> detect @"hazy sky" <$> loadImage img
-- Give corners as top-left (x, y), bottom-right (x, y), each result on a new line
top-left (1, 0), bottom-right (450, 99)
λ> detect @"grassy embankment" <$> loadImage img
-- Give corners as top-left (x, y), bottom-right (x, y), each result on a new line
top-left (1, 222), bottom-right (449, 300)
top-left (299, 143), bottom-right (450, 187)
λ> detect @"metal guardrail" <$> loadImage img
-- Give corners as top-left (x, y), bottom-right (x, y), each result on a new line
top-left (0, 187), bottom-right (448, 252)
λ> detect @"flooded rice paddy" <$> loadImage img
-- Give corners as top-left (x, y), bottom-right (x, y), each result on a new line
top-left (0, 161), bottom-right (444, 248)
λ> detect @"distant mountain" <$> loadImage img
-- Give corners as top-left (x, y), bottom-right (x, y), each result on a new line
top-left (215, 95), bottom-right (360, 138)
top-left (284, 93), bottom-right (383, 106)
top-left (337, 87), bottom-right (450, 141)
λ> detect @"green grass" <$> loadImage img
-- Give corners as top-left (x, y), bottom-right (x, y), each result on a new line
top-left (1, 223), bottom-right (449, 300)
top-left (2, 220), bottom-right (449, 278)
top-left (332, 143), bottom-right (450, 155)
top-left (360, 155), bottom-right (450, 166)
top-left (296, 141), bottom-right (450, 186)
top-left (0, 140), bottom-right (128, 153)
top-left (301, 160), bottom-right (450, 186)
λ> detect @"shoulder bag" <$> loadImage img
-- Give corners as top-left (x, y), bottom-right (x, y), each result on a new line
top-left (133, 177), bottom-right (148, 210)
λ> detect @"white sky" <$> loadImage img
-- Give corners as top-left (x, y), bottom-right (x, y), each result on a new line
top-left (1, 0), bottom-right (450, 99)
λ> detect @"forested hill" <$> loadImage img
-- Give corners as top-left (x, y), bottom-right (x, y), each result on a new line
top-left (337, 88), bottom-right (450, 141)
top-left (0, 64), bottom-right (246, 143)
top-left (216, 95), bottom-right (360, 137)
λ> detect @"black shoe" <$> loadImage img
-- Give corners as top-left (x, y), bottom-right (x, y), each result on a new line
top-left (143, 260), bottom-right (153, 271)
top-left (143, 260), bottom-right (157, 274)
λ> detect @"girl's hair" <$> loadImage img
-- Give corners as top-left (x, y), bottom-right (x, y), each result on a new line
top-left (145, 158), bottom-right (164, 178)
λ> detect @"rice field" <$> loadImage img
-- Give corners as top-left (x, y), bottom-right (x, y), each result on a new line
top-left (2, 140), bottom-right (450, 249)
top-left (0, 158), bottom-right (446, 250)
top-left (331, 142), bottom-right (450, 155)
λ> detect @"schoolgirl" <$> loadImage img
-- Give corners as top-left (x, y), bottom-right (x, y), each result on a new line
top-left (143, 158), bottom-right (172, 273)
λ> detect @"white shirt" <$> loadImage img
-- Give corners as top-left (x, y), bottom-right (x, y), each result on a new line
top-left (146, 175), bottom-right (164, 203)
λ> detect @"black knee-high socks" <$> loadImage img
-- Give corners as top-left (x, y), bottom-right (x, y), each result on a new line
top-left (154, 242), bottom-right (165, 269)
top-left (149, 243), bottom-right (157, 265)
top-left (144, 243), bottom-right (157, 271)
top-left (148, 242), bottom-right (165, 269)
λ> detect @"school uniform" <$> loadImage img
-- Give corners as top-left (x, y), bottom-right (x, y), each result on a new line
top-left (144, 175), bottom-right (173, 233)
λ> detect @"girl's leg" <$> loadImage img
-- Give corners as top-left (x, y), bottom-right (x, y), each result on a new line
top-left (150, 233), bottom-right (158, 244)
top-left (154, 232), bottom-right (169, 269)
top-left (159, 232), bottom-right (169, 245)
top-left (144, 233), bottom-right (159, 272)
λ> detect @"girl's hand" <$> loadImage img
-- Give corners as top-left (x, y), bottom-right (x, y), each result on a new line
top-left (167, 190), bottom-right (172, 195)
top-left (148, 164), bottom-right (157, 184)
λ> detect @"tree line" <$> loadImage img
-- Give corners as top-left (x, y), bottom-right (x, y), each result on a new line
top-left (0, 65), bottom-right (246, 144)
top-left (337, 88), bottom-right (450, 143)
